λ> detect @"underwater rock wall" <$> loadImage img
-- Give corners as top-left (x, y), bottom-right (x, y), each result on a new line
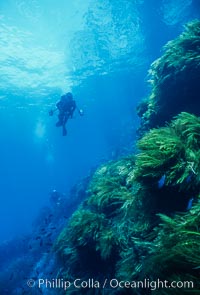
top-left (54, 21), bottom-right (200, 295)
top-left (54, 113), bottom-right (200, 294)
top-left (137, 20), bottom-right (200, 135)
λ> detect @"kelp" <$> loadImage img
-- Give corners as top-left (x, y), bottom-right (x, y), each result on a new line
top-left (136, 199), bottom-right (200, 294)
top-left (55, 208), bottom-right (122, 267)
top-left (137, 20), bottom-right (200, 134)
top-left (172, 112), bottom-right (200, 150)
top-left (116, 199), bottom-right (200, 294)
top-left (54, 113), bottom-right (200, 295)
top-left (135, 112), bottom-right (200, 192)
top-left (54, 21), bottom-right (200, 295)
top-left (54, 156), bottom-right (149, 295)
top-left (55, 113), bottom-right (200, 294)
top-left (85, 157), bottom-right (136, 215)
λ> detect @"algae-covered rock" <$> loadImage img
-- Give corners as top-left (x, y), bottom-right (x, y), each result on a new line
top-left (137, 199), bottom-right (200, 294)
top-left (135, 112), bottom-right (200, 191)
top-left (54, 158), bottom-right (137, 292)
top-left (116, 199), bottom-right (200, 294)
top-left (53, 20), bottom-right (200, 295)
top-left (138, 20), bottom-right (200, 134)
top-left (54, 112), bottom-right (200, 294)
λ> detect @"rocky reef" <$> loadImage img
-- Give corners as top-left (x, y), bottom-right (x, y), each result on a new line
top-left (54, 113), bottom-right (200, 294)
top-left (54, 21), bottom-right (200, 295)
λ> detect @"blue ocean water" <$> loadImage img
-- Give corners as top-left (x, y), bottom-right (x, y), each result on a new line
top-left (0, 0), bottom-right (199, 243)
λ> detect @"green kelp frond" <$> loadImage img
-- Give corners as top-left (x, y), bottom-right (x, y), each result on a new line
top-left (137, 20), bottom-right (200, 133)
top-left (87, 177), bottom-right (133, 215)
top-left (116, 237), bottom-right (153, 281)
top-left (86, 157), bottom-right (154, 234)
top-left (135, 112), bottom-right (200, 191)
top-left (138, 201), bottom-right (200, 294)
top-left (172, 112), bottom-right (200, 150)
top-left (97, 228), bottom-right (125, 260)
top-left (87, 158), bottom-right (135, 215)
top-left (135, 127), bottom-right (183, 179)
top-left (55, 208), bottom-right (126, 267)
top-left (158, 195), bottom-right (200, 234)
top-left (57, 209), bottom-right (106, 250)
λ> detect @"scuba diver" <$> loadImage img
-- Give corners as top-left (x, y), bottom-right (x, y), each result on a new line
top-left (49, 92), bottom-right (83, 136)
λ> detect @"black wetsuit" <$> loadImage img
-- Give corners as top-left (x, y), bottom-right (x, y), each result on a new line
top-left (56, 95), bottom-right (76, 135)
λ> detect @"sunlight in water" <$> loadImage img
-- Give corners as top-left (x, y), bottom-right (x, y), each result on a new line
top-left (0, 0), bottom-right (146, 100)
top-left (0, 0), bottom-right (91, 98)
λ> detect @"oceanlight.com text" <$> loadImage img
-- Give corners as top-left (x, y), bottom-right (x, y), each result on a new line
top-left (27, 278), bottom-right (194, 291)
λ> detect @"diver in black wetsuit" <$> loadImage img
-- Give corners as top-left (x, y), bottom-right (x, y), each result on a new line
top-left (49, 92), bottom-right (83, 136)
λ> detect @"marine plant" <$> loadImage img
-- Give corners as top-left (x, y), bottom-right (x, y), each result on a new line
top-left (116, 199), bottom-right (200, 294)
top-left (134, 112), bottom-right (200, 213)
top-left (54, 111), bottom-right (200, 295)
top-left (137, 198), bottom-right (200, 294)
top-left (86, 158), bottom-right (135, 216)
top-left (54, 159), bottom-right (139, 295)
